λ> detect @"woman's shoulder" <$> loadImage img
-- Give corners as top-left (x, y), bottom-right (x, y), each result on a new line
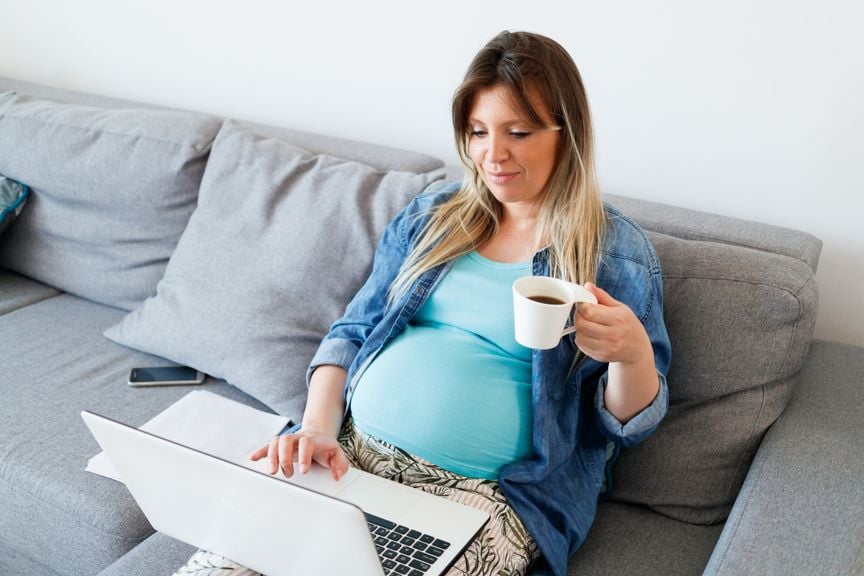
top-left (391, 179), bottom-right (461, 246)
top-left (601, 201), bottom-right (661, 273)
top-left (412, 179), bottom-right (461, 208)
top-left (397, 179), bottom-right (460, 218)
top-left (598, 202), bottom-right (664, 323)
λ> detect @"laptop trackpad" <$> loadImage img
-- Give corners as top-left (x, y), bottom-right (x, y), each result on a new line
top-left (245, 458), bottom-right (348, 497)
top-left (247, 460), bottom-right (423, 520)
top-left (336, 471), bottom-right (423, 520)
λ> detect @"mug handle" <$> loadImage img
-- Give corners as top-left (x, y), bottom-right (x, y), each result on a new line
top-left (561, 325), bottom-right (577, 337)
top-left (560, 298), bottom-right (592, 338)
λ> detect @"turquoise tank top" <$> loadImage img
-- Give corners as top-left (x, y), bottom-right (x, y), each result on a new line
top-left (349, 251), bottom-right (533, 479)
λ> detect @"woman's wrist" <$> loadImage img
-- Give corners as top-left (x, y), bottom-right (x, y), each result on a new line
top-left (605, 336), bottom-right (659, 423)
top-left (301, 364), bottom-right (348, 437)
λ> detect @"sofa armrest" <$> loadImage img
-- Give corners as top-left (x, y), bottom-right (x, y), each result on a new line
top-left (703, 340), bottom-right (864, 576)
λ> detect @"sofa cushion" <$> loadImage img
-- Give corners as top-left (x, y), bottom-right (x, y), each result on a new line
top-left (105, 120), bottom-right (444, 419)
top-left (0, 293), bottom-right (271, 576)
top-left (96, 532), bottom-right (196, 576)
top-left (0, 76), bottom-right (446, 177)
top-left (0, 91), bottom-right (221, 310)
top-left (606, 230), bottom-right (819, 524)
top-left (0, 174), bottom-right (29, 235)
top-left (0, 269), bottom-right (61, 316)
top-left (567, 502), bottom-right (724, 575)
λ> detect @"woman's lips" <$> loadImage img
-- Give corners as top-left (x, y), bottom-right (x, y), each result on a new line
top-left (486, 171), bottom-right (519, 184)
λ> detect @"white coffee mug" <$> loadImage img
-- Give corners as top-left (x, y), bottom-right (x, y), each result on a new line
top-left (512, 276), bottom-right (598, 350)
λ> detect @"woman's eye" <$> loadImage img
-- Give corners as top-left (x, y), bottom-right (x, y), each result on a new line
top-left (510, 131), bottom-right (531, 139)
top-left (470, 129), bottom-right (487, 138)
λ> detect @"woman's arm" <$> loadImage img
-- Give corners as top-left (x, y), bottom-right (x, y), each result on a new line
top-left (575, 283), bottom-right (660, 423)
top-left (300, 365), bottom-right (348, 439)
top-left (250, 365), bottom-right (349, 480)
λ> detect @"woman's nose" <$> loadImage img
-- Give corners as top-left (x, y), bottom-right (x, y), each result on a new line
top-left (486, 134), bottom-right (509, 164)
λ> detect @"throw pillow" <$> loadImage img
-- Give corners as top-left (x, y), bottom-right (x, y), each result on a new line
top-left (606, 230), bottom-right (818, 524)
top-left (105, 119), bottom-right (445, 419)
top-left (0, 91), bottom-right (222, 310)
top-left (0, 174), bottom-right (29, 235)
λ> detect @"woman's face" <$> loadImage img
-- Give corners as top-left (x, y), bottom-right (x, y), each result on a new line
top-left (467, 85), bottom-right (560, 212)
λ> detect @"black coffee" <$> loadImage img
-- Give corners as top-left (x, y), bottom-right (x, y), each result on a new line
top-left (528, 295), bottom-right (566, 305)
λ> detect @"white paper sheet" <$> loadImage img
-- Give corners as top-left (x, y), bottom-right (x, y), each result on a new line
top-left (86, 390), bottom-right (291, 483)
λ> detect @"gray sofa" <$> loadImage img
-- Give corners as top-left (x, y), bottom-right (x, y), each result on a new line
top-left (0, 77), bottom-right (861, 576)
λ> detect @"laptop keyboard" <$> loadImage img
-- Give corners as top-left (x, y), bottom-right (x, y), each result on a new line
top-left (365, 513), bottom-right (452, 575)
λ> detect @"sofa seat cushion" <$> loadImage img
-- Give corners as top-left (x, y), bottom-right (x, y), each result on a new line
top-left (567, 502), bottom-right (724, 575)
top-left (96, 532), bottom-right (197, 576)
top-left (0, 294), bottom-right (270, 576)
top-left (0, 91), bottom-right (222, 310)
top-left (0, 268), bottom-right (60, 315)
top-left (105, 120), bottom-right (444, 419)
top-left (605, 230), bottom-right (819, 524)
top-left (94, 502), bottom-right (724, 576)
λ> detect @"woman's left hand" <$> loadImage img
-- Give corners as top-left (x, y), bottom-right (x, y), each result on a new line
top-left (573, 282), bottom-right (652, 366)
top-left (575, 283), bottom-right (659, 422)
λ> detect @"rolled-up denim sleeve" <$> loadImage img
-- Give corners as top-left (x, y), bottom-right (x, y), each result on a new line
top-left (306, 337), bottom-right (362, 382)
top-left (595, 369), bottom-right (669, 447)
top-left (593, 214), bottom-right (672, 447)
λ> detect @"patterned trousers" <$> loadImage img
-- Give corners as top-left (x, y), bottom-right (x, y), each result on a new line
top-left (173, 418), bottom-right (538, 576)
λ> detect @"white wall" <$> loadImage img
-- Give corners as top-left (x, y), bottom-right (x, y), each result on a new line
top-left (2, 0), bottom-right (862, 346)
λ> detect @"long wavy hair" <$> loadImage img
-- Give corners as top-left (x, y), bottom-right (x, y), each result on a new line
top-left (389, 31), bottom-right (606, 301)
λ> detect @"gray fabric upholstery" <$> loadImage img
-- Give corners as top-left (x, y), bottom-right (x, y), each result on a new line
top-left (96, 532), bottom-right (196, 576)
top-left (567, 502), bottom-right (724, 575)
top-left (240, 120), bottom-right (445, 175)
top-left (0, 76), bottom-right (445, 176)
top-left (605, 193), bottom-right (823, 272)
top-left (606, 231), bottom-right (819, 524)
top-left (0, 90), bottom-right (221, 310)
top-left (704, 340), bottom-right (864, 576)
top-left (0, 294), bottom-right (270, 576)
top-left (0, 269), bottom-right (60, 315)
top-left (105, 120), bottom-right (444, 419)
top-left (0, 77), bottom-right (165, 111)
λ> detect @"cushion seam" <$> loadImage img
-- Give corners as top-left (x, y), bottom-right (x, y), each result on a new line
top-left (662, 274), bottom-right (807, 295)
top-left (721, 383), bottom-right (766, 522)
top-left (644, 228), bottom-right (812, 267)
top-left (775, 274), bottom-right (813, 379)
top-left (0, 290), bottom-right (63, 317)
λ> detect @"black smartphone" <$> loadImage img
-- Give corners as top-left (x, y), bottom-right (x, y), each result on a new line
top-left (128, 366), bottom-right (205, 387)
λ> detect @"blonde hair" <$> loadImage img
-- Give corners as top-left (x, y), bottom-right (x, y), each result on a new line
top-left (390, 31), bottom-right (606, 301)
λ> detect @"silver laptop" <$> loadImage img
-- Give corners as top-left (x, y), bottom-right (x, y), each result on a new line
top-left (82, 410), bottom-right (488, 576)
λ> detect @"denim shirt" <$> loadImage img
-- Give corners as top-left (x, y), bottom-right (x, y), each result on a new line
top-left (307, 181), bottom-right (671, 576)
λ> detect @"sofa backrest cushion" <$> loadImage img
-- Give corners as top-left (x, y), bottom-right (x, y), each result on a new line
top-left (606, 229), bottom-right (819, 524)
top-left (104, 119), bottom-right (445, 419)
top-left (0, 91), bottom-right (221, 310)
top-left (0, 76), bottom-right (445, 177)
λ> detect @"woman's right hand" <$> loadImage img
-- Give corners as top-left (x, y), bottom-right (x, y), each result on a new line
top-left (250, 427), bottom-right (350, 481)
